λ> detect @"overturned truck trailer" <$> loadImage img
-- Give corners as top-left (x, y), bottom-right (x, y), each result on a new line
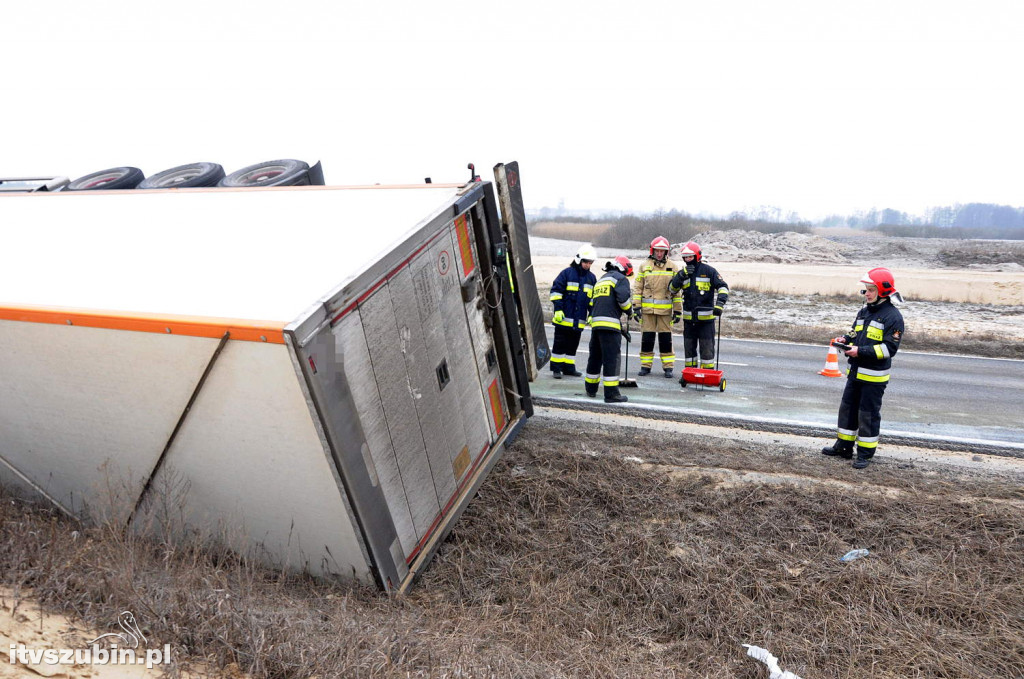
top-left (0, 162), bottom-right (548, 592)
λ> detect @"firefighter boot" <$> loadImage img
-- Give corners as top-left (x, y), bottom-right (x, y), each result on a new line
top-left (562, 367), bottom-right (583, 377)
top-left (852, 452), bottom-right (873, 469)
top-left (585, 384), bottom-right (599, 398)
top-left (638, 366), bottom-right (651, 376)
top-left (551, 365), bottom-right (562, 379)
top-left (604, 386), bottom-right (628, 404)
top-left (664, 368), bottom-right (674, 379)
top-left (821, 442), bottom-right (853, 459)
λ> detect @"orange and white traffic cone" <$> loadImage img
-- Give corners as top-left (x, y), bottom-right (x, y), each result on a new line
top-left (818, 345), bottom-right (843, 377)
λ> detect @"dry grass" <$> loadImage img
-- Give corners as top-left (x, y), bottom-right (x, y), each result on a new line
top-left (3, 420), bottom-right (1024, 678)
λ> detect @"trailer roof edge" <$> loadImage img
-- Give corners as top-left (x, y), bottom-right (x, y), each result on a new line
top-left (0, 304), bottom-right (287, 344)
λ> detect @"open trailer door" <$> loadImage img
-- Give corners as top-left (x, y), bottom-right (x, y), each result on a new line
top-left (494, 162), bottom-right (549, 381)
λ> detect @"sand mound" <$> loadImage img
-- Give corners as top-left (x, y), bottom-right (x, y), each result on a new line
top-left (671, 230), bottom-right (853, 263)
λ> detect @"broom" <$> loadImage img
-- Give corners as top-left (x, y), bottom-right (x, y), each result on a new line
top-left (619, 320), bottom-right (638, 388)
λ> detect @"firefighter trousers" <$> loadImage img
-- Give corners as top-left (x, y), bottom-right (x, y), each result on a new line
top-left (682, 321), bottom-right (715, 368)
top-left (640, 331), bottom-right (675, 368)
top-left (550, 326), bottom-right (583, 373)
top-left (835, 377), bottom-right (887, 458)
top-left (584, 329), bottom-right (622, 395)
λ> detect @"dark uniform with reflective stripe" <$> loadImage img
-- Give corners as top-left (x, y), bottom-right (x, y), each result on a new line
top-left (585, 270), bottom-right (633, 400)
top-left (832, 297), bottom-right (904, 460)
top-left (549, 261), bottom-right (596, 375)
top-left (669, 262), bottom-right (729, 368)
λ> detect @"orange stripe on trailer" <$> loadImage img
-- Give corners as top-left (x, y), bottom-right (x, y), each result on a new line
top-left (0, 304), bottom-right (287, 344)
top-left (487, 378), bottom-right (506, 431)
top-left (454, 213), bottom-right (475, 277)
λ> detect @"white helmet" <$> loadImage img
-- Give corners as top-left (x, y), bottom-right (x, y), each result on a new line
top-left (574, 244), bottom-right (598, 264)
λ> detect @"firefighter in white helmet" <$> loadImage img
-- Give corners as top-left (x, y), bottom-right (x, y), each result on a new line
top-left (632, 236), bottom-right (682, 378)
top-left (822, 268), bottom-right (905, 469)
top-left (548, 244), bottom-right (598, 378)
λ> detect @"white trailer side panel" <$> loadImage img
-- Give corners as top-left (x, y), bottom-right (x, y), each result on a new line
top-left (334, 311), bottom-right (419, 559)
top-left (146, 340), bottom-right (369, 581)
top-left (0, 320), bottom-right (219, 516)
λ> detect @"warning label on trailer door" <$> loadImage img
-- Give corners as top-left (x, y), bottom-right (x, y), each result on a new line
top-left (454, 214), bottom-right (475, 278)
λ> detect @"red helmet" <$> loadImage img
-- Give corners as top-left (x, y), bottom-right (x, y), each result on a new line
top-left (607, 255), bottom-right (634, 277)
top-left (650, 236), bottom-right (670, 256)
top-left (860, 267), bottom-right (897, 297)
top-left (679, 241), bottom-right (702, 263)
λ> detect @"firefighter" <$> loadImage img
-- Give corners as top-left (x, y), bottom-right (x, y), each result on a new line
top-left (584, 255), bottom-right (634, 403)
top-left (668, 241), bottom-right (729, 370)
top-left (633, 236), bottom-right (682, 378)
top-left (549, 245), bottom-right (598, 378)
top-left (822, 268), bottom-right (905, 469)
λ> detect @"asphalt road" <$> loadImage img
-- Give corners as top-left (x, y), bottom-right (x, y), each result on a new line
top-left (530, 326), bottom-right (1024, 452)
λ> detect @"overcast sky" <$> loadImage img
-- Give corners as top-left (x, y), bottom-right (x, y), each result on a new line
top-left (2, 1), bottom-right (1021, 219)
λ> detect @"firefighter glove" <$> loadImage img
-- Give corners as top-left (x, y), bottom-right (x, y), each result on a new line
top-left (713, 306), bottom-right (723, 317)
top-left (632, 306), bottom-right (642, 321)
top-left (672, 311), bottom-right (681, 324)
top-left (553, 310), bottom-right (565, 324)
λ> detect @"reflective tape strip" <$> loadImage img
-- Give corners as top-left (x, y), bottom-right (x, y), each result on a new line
top-left (855, 367), bottom-right (890, 383)
top-left (639, 352), bottom-right (654, 365)
top-left (566, 283), bottom-right (580, 291)
top-left (662, 357), bottom-right (676, 366)
top-left (837, 431), bottom-right (857, 442)
top-left (682, 311), bottom-right (693, 320)
top-left (717, 286), bottom-right (729, 294)
top-left (873, 344), bottom-right (885, 359)
top-left (857, 440), bottom-right (879, 449)
top-left (619, 301), bottom-right (632, 311)
top-left (602, 379), bottom-right (619, 387)
top-left (553, 318), bottom-right (575, 327)
top-left (838, 427), bottom-right (857, 437)
top-left (672, 296), bottom-right (682, 303)
top-left (645, 270), bottom-right (674, 276)
top-left (590, 316), bottom-right (622, 329)
top-left (700, 362), bottom-right (715, 369)
top-left (878, 344), bottom-right (890, 358)
top-left (858, 435), bottom-right (879, 444)
top-left (551, 352), bottom-right (566, 361)
top-left (584, 284), bottom-right (593, 291)
top-left (869, 320), bottom-right (884, 329)
top-left (854, 323), bottom-right (864, 331)
top-left (642, 297), bottom-right (673, 305)
top-left (697, 312), bottom-right (715, 321)
top-left (585, 375), bottom-right (601, 384)
top-left (550, 293), bottom-right (563, 301)
top-left (696, 276), bottom-right (710, 283)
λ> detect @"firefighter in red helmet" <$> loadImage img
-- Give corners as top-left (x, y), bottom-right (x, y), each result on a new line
top-left (822, 268), bottom-right (905, 469)
top-left (668, 241), bottom-right (729, 371)
top-left (584, 255), bottom-right (634, 403)
top-left (633, 236), bottom-right (682, 378)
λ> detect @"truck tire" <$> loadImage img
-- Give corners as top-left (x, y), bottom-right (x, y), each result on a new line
top-left (65, 167), bottom-right (145, 191)
top-left (218, 159), bottom-right (310, 188)
top-left (138, 162), bottom-right (225, 189)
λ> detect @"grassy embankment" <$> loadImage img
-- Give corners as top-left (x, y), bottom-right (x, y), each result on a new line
top-left (3, 419), bottom-right (1023, 677)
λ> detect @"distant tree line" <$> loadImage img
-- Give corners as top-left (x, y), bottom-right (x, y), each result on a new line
top-left (819, 202), bottom-right (1024, 231)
